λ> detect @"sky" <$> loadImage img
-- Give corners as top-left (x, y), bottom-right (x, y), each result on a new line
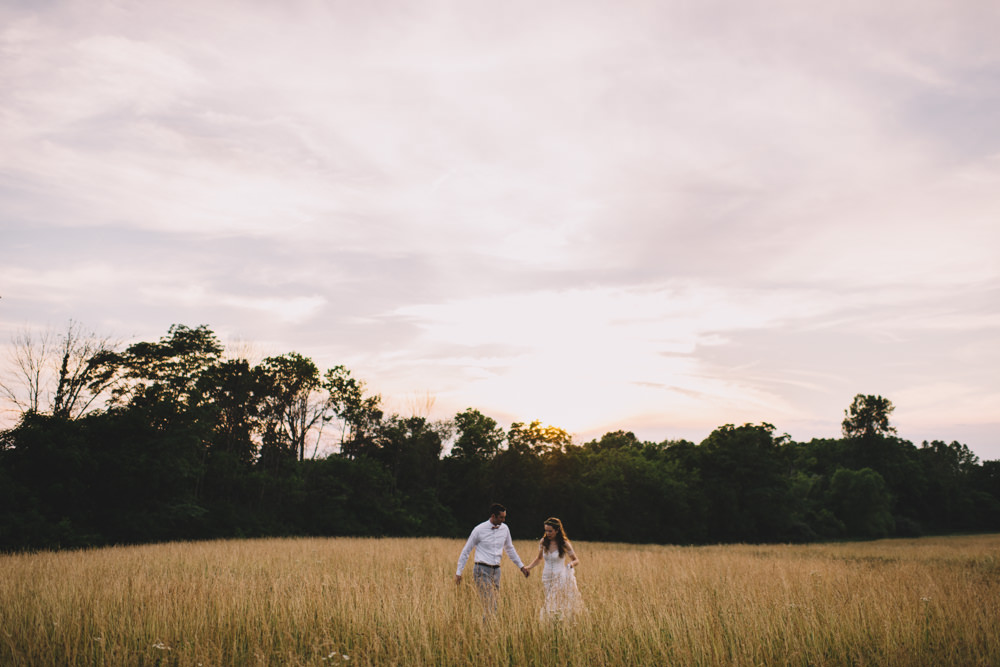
top-left (2, 0), bottom-right (999, 459)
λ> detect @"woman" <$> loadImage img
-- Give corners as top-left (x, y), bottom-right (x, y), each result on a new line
top-left (525, 517), bottom-right (586, 622)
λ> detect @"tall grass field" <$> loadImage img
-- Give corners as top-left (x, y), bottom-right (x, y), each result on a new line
top-left (2, 534), bottom-right (998, 665)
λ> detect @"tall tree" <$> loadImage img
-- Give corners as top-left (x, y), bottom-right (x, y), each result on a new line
top-left (0, 326), bottom-right (53, 414)
top-left (258, 353), bottom-right (329, 462)
top-left (448, 408), bottom-right (505, 461)
top-left (0, 321), bottom-right (118, 418)
top-left (584, 430), bottom-right (643, 453)
top-left (51, 321), bottom-right (119, 419)
top-left (842, 394), bottom-right (897, 440)
top-left (839, 394), bottom-right (917, 497)
top-left (324, 365), bottom-right (382, 458)
top-left (375, 415), bottom-right (447, 499)
top-left (202, 359), bottom-right (265, 466)
top-left (440, 408), bottom-right (504, 533)
top-left (507, 420), bottom-right (572, 455)
top-left (697, 423), bottom-right (793, 542)
top-left (91, 324), bottom-right (223, 410)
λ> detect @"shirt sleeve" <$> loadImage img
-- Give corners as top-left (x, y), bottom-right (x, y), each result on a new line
top-left (456, 526), bottom-right (479, 576)
top-left (503, 527), bottom-right (525, 569)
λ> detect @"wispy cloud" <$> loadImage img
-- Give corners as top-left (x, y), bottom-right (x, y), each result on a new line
top-left (1, 0), bottom-right (998, 455)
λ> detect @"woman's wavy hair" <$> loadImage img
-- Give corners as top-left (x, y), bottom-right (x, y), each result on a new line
top-left (542, 517), bottom-right (570, 557)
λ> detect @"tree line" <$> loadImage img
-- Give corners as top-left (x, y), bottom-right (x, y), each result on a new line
top-left (1, 323), bottom-right (998, 551)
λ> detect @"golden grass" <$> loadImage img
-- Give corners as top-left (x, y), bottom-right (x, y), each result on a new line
top-left (1, 534), bottom-right (998, 665)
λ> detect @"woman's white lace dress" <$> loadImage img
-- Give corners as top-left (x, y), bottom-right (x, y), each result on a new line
top-left (540, 547), bottom-right (585, 622)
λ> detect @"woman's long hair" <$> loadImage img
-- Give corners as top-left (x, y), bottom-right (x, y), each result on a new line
top-left (542, 517), bottom-right (570, 557)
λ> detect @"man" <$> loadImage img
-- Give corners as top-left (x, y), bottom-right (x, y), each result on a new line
top-left (455, 503), bottom-right (530, 616)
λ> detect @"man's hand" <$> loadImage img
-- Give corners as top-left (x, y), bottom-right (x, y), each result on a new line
top-left (521, 566), bottom-right (531, 578)
top-left (454, 574), bottom-right (462, 584)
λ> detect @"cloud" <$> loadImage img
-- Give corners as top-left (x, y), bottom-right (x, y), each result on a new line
top-left (1, 0), bottom-right (998, 456)
top-left (378, 283), bottom-right (840, 428)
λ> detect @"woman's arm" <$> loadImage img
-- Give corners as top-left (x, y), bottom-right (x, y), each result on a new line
top-left (565, 542), bottom-right (580, 569)
top-left (525, 540), bottom-right (544, 571)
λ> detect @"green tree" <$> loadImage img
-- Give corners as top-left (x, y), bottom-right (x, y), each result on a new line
top-left (202, 359), bottom-right (265, 467)
top-left (969, 461), bottom-right (1000, 530)
top-left (915, 440), bottom-right (983, 531)
top-left (258, 352), bottom-right (329, 462)
top-left (91, 324), bottom-right (223, 410)
top-left (195, 359), bottom-right (268, 527)
top-left (324, 365), bottom-right (382, 458)
top-left (697, 423), bottom-right (793, 542)
top-left (441, 409), bottom-right (504, 533)
top-left (584, 430), bottom-right (643, 453)
top-left (827, 467), bottom-right (894, 538)
top-left (555, 443), bottom-right (694, 543)
top-left (842, 394), bottom-right (897, 440)
top-left (839, 394), bottom-right (925, 525)
top-left (507, 420), bottom-right (571, 455)
top-left (373, 415), bottom-right (451, 534)
top-left (449, 408), bottom-right (505, 461)
top-left (296, 456), bottom-right (410, 536)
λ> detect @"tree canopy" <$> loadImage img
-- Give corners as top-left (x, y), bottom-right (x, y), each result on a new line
top-left (1, 324), bottom-right (998, 551)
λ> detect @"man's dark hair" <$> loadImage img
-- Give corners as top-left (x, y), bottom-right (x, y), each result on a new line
top-left (489, 503), bottom-right (506, 517)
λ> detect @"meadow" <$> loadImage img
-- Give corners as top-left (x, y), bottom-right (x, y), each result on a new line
top-left (1, 534), bottom-right (998, 666)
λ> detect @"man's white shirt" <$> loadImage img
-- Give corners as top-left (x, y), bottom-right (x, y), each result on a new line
top-left (456, 520), bottom-right (525, 575)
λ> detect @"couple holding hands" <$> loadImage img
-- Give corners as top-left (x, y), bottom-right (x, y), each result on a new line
top-left (455, 503), bottom-right (585, 622)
